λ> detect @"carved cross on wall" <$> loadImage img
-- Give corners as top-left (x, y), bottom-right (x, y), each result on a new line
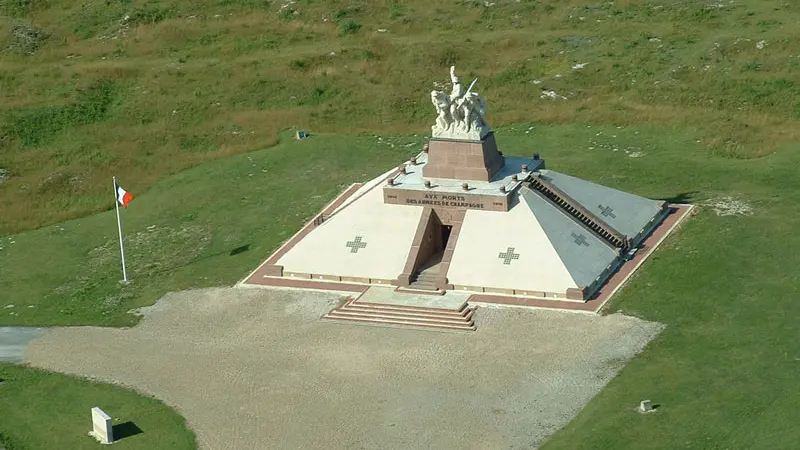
top-left (598, 204), bottom-right (617, 219)
top-left (498, 247), bottom-right (520, 265)
top-left (571, 232), bottom-right (590, 247)
top-left (345, 236), bottom-right (367, 253)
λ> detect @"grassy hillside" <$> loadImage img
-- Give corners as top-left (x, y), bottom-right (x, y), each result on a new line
top-left (1, 0), bottom-right (798, 234)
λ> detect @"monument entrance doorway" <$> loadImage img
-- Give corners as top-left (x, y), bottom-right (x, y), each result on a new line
top-left (441, 225), bottom-right (453, 249)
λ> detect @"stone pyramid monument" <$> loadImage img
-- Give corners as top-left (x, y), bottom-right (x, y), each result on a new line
top-left (244, 67), bottom-right (678, 305)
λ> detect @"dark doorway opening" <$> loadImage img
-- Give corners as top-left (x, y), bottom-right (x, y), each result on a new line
top-left (441, 225), bottom-right (453, 249)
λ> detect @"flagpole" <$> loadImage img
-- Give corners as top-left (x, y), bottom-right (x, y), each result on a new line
top-left (113, 176), bottom-right (129, 283)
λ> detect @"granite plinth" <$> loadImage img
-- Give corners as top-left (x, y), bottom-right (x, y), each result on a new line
top-left (384, 151), bottom-right (544, 215)
top-left (423, 132), bottom-right (505, 182)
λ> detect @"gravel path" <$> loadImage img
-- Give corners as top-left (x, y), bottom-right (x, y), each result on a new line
top-left (25, 287), bottom-right (664, 450)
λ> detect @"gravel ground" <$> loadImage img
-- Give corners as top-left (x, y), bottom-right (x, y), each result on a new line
top-left (25, 287), bottom-right (664, 450)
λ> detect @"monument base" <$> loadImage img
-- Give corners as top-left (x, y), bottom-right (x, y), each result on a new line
top-left (88, 430), bottom-right (113, 445)
top-left (423, 132), bottom-right (504, 182)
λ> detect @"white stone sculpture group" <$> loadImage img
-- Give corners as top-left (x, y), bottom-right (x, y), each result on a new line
top-left (430, 66), bottom-right (490, 141)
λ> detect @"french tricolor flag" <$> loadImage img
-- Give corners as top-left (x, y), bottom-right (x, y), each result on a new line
top-left (116, 182), bottom-right (133, 208)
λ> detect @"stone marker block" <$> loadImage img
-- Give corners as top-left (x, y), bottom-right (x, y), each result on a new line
top-left (89, 407), bottom-right (114, 444)
top-left (639, 400), bottom-right (654, 413)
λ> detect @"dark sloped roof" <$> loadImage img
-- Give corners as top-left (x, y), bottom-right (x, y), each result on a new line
top-left (520, 187), bottom-right (619, 289)
top-left (537, 170), bottom-right (664, 239)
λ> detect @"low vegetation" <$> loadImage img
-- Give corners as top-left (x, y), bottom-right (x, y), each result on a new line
top-left (1, 0), bottom-right (799, 234)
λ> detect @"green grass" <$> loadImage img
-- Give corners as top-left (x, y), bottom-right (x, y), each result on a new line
top-left (1, 0), bottom-right (799, 234)
top-left (4, 78), bottom-right (119, 147)
top-left (0, 363), bottom-right (196, 450)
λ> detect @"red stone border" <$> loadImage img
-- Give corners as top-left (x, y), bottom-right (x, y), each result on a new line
top-left (467, 204), bottom-right (694, 313)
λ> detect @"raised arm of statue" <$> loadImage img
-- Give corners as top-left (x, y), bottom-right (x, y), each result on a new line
top-left (449, 66), bottom-right (464, 100)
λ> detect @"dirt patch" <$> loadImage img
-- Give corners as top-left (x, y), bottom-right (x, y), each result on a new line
top-left (703, 195), bottom-right (753, 216)
top-left (25, 287), bottom-right (664, 450)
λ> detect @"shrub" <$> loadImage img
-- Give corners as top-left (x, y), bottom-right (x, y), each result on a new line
top-left (339, 19), bottom-right (361, 35)
top-left (10, 24), bottom-right (48, 54)
top-left (1, 0), bottom-right (32, 18)
top-left (279, 8), bottom-right (295, 21)
top-left (127, 4), bottom-right (178, 26)
top-left (289, 59), bottom-right (307, 70)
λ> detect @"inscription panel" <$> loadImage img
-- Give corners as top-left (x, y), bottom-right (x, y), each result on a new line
top-left (383, 188), bottom-right (508, 212)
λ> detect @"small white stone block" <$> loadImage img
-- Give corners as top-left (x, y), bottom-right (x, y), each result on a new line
top-left (89, 407), bottom-right (114, 444)
top-left (639, 400), bottom-right (654, 413)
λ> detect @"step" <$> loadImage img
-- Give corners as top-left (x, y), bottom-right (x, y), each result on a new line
top-left (340, 306), bottom-right (474, 322)
top-left (415, 272), bottom-right (439, 279)
top-left (326, 310), bottom-right (473, 327)
top-left (411, 276), bottom-right (437, 282)
top-left (349, 299), bottom-right (469, 315)
top-left (345, 300), bottom-right (468, 317)
top-left (322, 315), bottom-right (476, 332)
top-left (322, 314), bottom-right (475, 332)
top-left (343, 303), bottom-right (470, 320)
top-left (417, 267), bottom-right (440, 274)
top-left (408, 283), bottom-right (439, 291)
top-left (412, 277), bottom-right (439, 285)
top-left (395, 286), bottom-right (446, 296)
top-left (328, 307), bottom-right (472, 323)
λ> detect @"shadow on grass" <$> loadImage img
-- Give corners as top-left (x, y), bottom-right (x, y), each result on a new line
top-left (229, 244), bottom-right (250, 256)
top-left (113, 421), bottom-right (143, 440)
top-left (134, 244), bottom-right (253, 278)
top-left (659, 191), bottom-right (698, 204)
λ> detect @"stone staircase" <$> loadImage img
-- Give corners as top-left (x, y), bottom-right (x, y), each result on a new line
top-left (408, 267), bottom-right (440, 291)
top-left (322, 297), bottom-right (476, 332)
top-left (406, 255), bottom-right (444, 292)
